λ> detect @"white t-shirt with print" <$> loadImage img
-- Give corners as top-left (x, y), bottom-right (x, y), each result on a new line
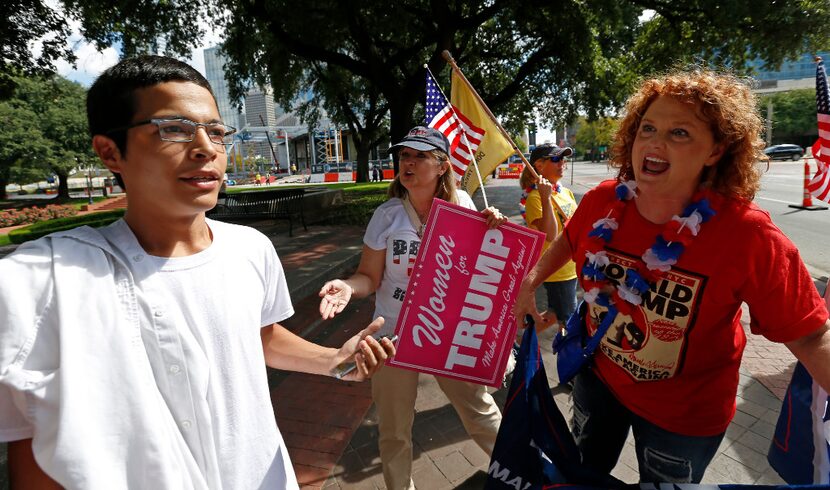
top-left (364, 192), bottom-right (476, 336)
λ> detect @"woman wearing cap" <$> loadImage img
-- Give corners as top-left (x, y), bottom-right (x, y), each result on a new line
top-left (318, 126), bottom-right (508, 489)
top-left (514, 69), bottom-right (830, 483)
top-left (519, 144), bottom-right (579, 330)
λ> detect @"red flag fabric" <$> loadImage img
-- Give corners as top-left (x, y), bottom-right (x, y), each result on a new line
top-left (424, 71), bottom-right (485, 179)
top-left (807, 60), bottom-right (830, 203)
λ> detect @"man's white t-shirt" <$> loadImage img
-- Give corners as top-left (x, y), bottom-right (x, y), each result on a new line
top-left (0, 218), bottom-right (298, 489)
top-left (363, 192), bottom-right (476, 336)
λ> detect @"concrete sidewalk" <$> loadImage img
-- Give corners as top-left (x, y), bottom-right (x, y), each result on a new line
top-left (268, 178), bottom-right (799, 488)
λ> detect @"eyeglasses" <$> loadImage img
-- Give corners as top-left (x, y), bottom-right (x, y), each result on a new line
top-left (541, 155), bottom-right (566, 163)
top-left (107, 118), bottom-right (237, 147)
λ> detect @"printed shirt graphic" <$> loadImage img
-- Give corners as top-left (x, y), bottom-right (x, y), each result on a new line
top-left (587, 248), bottom-right (705, 381)
top-left (565, 181), bottom-right (828, 436)
top-left (365, 197), bottom-right (477, 337)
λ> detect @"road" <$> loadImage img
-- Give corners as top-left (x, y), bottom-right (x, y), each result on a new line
top-left (557, 159), bottom-right (830, 279)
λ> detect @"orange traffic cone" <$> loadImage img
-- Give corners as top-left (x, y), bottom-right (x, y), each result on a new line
top-left (789, 159), bottom-right (828, 210)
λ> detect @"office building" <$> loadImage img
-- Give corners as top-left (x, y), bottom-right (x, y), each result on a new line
top-left (203, 46), bottom-right (245, 128)
top-left (749, 51), bottom-right (830, 94)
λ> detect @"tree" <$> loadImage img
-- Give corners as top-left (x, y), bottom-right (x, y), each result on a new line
top-left (0, 104), bottom-right (52, 199)
top-left (12, 0), bottom-right (830, 176)
top-left (0, 0), bottom-right (73, 99)
top-left (213, 0), bottom-right (830, 174)
top-left (273, 62), bottom-right (389, 182)
top-left (0, 74), bottom-right (96, 199)
top-left (760, 89), bottom-right (817, 146)
top-left (573, 117), bottom-right (619, 160)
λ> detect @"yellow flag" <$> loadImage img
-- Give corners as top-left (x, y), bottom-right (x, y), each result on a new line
top-left (450, 70), bottom-right (515, 196)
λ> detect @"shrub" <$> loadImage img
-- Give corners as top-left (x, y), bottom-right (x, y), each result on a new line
top-left (0, 204), bottom-right (78, 228)
top-left (319, 188), bottom-right (387, 226)
top-left (8, 209), bottom-right (126, 244)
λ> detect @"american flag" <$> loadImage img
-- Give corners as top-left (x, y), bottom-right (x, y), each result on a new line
top-left (425, 70), bottom-right (485, 179)
top-left (808, 58), bottom-right (830, 202)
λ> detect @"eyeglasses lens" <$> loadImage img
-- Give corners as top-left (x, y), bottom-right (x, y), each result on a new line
top-left (157, 119), bottom-right (234, 146)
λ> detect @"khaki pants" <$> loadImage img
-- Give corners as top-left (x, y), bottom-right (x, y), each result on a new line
top-left (371, 365), bottom-right (502, 490)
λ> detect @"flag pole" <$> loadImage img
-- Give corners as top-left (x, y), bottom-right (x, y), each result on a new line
top-left (442, 50), bottom-right (538, 181)
top-left (424, 64), bottom-right (490, 208)
top-left (442, 50), bottom-right (571, 226)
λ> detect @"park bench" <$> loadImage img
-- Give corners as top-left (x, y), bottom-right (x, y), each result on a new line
top-left (208, 188), bottom-right (307, 236)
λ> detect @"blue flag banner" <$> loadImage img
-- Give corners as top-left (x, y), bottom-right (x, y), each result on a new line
top-left (768, 361), bottom-right (830, 484)
top-left (485, 319), bottom-right (622, 489)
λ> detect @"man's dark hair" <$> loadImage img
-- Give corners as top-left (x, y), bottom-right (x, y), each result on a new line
top-left (86, 55), bottom-right (217, 188)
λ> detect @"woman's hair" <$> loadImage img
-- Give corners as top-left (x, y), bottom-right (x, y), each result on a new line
top-left (610, 68), bottom-right (765, 201)
top-left (387, 149), bottom-right (459, 204)
top-left (519, 163), bottom-right (537, 189)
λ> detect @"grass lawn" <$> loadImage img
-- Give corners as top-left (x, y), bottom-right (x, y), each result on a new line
top-left (0, 234), bottom-right (10, 247)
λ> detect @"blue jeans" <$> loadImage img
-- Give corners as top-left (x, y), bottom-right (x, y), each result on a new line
top-left (571, 368), bottom-right (724, 483)
top-left (543, 278), bottom-right (577, 323)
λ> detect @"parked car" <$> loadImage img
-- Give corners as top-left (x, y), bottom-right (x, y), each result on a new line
top-left (764, 144), bottom-right (804, 161)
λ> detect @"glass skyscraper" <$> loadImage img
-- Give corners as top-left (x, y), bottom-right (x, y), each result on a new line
top-left (203, 46), bottom-right (245, 129)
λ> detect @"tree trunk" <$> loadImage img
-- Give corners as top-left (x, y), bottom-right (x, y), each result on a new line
top-left (56, 170), bottom-right (70, 199)
top-left (0, 173), bottom-right (8, 200)
top-left (355, 144), bottom-right (371, 183)
top-left (388, 105), bottom-right (417, 176)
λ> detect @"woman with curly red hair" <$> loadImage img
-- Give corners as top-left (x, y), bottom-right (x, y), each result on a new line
top-left (515, 69), bottom-right (830, 483)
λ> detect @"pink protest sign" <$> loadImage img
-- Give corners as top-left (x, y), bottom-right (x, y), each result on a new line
top-left (388, 199), bottom-right (545, 387)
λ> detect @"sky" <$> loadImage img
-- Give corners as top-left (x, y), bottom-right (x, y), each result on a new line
top-left (54, 12), bottom-right (223, 86)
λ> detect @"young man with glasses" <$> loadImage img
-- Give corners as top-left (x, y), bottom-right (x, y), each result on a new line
top-left (0, 55), bottom-right (395, 489)
top-left (519, 144), bottom-right (580, 332)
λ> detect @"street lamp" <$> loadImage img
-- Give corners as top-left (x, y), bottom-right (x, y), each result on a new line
top-left (87, 165), bottom-right (94, 205)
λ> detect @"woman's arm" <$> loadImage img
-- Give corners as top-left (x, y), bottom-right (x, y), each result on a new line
top-left (513, 232), bottom-right (574, 325)
top-left (319, 245), bottom-right (386, 319)
top-left (528, 178), bottom-right (559, 241)
top-left (786, 319), bottom-right (830, 392)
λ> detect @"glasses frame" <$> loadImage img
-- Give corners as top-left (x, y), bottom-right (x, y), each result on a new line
top-left (540, 155), bottom-right (566, 163)
top-left (106, 117), bottom-right (237, 147)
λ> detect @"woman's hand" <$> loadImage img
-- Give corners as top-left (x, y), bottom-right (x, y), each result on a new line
top-left (513, 275), bottom-right (545, 329)
top-left (481, 206), bottom-right (508, 229)
top-left (319, 279), bottom-right (354, 320)
top-left (537, 177), bottom-right (553, 201)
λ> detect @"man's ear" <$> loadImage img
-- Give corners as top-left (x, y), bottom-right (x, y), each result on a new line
top-left (92, 135), bottom-right (124, 174)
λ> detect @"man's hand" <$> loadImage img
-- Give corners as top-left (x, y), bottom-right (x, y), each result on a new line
top-left (319, 279), bottom-right (353, 320)
top-left (330, 317), bottom-right (396, 381)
